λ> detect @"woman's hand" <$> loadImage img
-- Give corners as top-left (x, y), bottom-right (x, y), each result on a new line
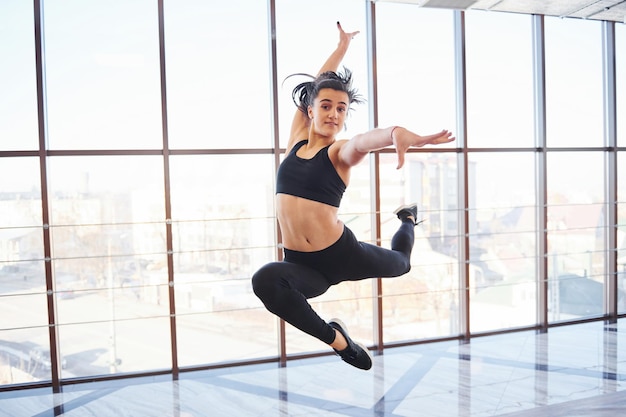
top-left (337, 21), bottom-right (359, 47)
top-left (392, 127), bottom-right (455, 169)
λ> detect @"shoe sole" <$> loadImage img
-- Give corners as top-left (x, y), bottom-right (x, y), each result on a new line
top-left (329, 318), bottom-right (373, 368)
top-left (393, 203), bottom-right (417, 215)
top-left (393, 204), bottom-right (422, 225)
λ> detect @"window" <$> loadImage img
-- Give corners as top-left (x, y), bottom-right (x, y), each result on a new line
top-left (616, 24), bottom-right (625, 315)
top-left (468, 152), bottom-right (537, 331)
top-left (546, 152), bottom-right (606, 321)
top-left (0, 158), bottom-right (48, 384)
top-left (43, 0), bottom-right (162, 150)
top-left (465, 11), bottom-right (534, 148)
top-left (169, 154), bottom-right (277, 364)
top-left (376, 4), bottom-right (457, 342)
top-left (376, 4), bottom-right (456, 141)
top-left (0, 1), bottom-right (38, 150)
top-left (164, 0), bottom-right (272, 149)
top-left (47, 156), bottom-right (170, 375)
top-left (545, 17), bottom-right (603, 148)
top-left (617, 23), bottom-right (625, 148)
top-left (0, 0), bottom-right (623, 389)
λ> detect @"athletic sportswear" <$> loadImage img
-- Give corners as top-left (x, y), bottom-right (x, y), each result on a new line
top-left (275, 140), bottom-right (346, 207)
top-left (252, 221), bottom-right (414, 346)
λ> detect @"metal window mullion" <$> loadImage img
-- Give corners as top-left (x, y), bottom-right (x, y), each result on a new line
top-left (602, 21), bottom-right (617, 319)
top-left (157, 0), bottom-right (179, 377)
top-left (365, 0), bottom-right (384, 353)
top-left (33, 0), bottom-right (62, 393)
top-left (532, 15), bottom-right (548, 330)
top-left (266, 0), bottom-right (287, 364)
top-left (453, 10), bottom-right (469, 339)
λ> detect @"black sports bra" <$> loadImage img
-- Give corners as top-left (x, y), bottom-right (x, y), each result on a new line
top-left (276, 140), bottom-right (346, 207)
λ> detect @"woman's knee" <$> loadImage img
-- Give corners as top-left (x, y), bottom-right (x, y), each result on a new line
top-left (394, 258), bottom-right (411, 276)
top-left (251, 262), bottom-right (281, 298)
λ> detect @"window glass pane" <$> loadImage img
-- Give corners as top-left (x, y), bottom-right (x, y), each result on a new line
top-left (43, 0), bottom-right (162, 149)
top-left (546, 152), bottom-right (606, 322)
top-left (0, 157), bottom-right (42, 229)
top-left (376, 4), bottom-right (456, 143)
top-left (0, 1), bottom-right (38, 150)
top-left (0, 157), bottom-right (49, 385)
top-left (545, 17), bottom-right (603, 148)
top-left (468, 153), bottom-right (537, 332)
top-left (169, 155), bottom-right (279, 363)
top-left (58, 319), bottom-right (172, 378)
top-left (375, 4), bottom-right (457, 342)
top-left (0, 328), bottom-right (52, 385)
top-left (0, 157), bottom-right (45, 295)
top-left (618, 153), bottom-right (626, 315)
top-left (47, 156), bottom-right (165, 224)
top-left (276, 0), bottom-right (368, 151)
top-left (380, 153), bottom-right (460, 342)
top-left (46, 156), bottom-right (168, 376)
top-left (618, 23), bottom-right (626, 148)
top-left (164, 0), bottom-right (271, 149)
top-left (466, 11), bottom-right (534, 148)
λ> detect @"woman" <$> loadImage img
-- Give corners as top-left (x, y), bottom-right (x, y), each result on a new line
top-left (252, 22), bottom-right (455, 370)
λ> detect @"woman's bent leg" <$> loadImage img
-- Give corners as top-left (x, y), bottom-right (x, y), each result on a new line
top-left (327, 219), bottom-right (416, 282)
top-left (251, 261), bottom-right (336, 344)
top-left (389, 218), bottom-right (415, 262)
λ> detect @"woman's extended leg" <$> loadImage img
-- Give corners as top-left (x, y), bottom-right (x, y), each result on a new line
top-left (251, 260), bottom-right (374, 370)
top-left (251, 261), bottom-right (336, 344)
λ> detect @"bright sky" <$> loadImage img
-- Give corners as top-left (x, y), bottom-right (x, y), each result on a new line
top-left (0, 0), bottom-right (625, 206)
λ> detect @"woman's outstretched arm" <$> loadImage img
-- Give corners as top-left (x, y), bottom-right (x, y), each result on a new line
top-left (338, 126), bottom-right (456, 169)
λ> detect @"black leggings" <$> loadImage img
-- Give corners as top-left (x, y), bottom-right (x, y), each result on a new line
top-left (251, 219), bottom-right (415, 345)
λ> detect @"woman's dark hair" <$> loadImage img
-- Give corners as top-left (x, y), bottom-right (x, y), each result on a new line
top-left (286, 67), bottom-right (364, 116)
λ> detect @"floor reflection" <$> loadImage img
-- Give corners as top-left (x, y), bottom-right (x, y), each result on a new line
top-left (0, 320), bottom-right (624, 416)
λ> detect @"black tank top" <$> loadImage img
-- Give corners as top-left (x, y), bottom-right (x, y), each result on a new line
top-left (276, 140), bottom-right (346, 207)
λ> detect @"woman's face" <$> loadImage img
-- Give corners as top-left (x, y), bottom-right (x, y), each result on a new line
top-left (308, 88), bottom-right (349, 138)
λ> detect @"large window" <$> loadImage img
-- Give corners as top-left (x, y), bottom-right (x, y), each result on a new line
top-left (0, 0), bottom-right (623, 390)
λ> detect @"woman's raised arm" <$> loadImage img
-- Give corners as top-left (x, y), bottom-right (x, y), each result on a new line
top-left (287, 22), bottom-right (359, 152)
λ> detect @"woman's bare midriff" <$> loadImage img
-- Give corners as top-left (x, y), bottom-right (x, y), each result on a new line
top-left (276, 194), bottom-right (344, 252)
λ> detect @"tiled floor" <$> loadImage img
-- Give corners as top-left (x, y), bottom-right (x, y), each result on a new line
top-left (1, 320), bottom-right (624, 416)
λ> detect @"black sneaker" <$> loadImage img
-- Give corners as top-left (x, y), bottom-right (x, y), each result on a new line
top-left (394, 203), bottom-right (419, 225)
top-left (329, 319), bottom-right (372, 370)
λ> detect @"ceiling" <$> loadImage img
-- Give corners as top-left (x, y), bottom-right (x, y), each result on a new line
top-left (376, 0), bottom-right (626, 23)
